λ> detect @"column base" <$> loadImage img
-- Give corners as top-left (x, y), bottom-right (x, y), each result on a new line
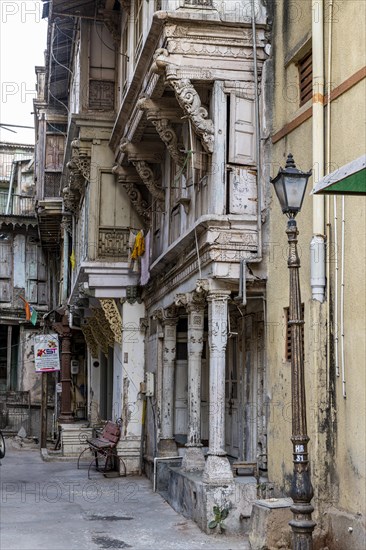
top-left (158, 438), bottom-right (178, 457)
top-left (202, 454), bottom-right (234, 485)
top-left (182, 446), bottom-right (206, 472)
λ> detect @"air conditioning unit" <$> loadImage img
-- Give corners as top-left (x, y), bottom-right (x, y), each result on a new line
top-left (70, 360), bottom-right (79, 374)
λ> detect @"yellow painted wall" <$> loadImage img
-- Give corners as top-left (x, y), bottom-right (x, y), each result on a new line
top-left (268, 0), bottom-right (366, 532)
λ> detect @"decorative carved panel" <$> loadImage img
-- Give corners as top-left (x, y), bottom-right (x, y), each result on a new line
top-left (98, 227), bottom-right (129, 259)
top-left (89, 80), bottom-right (115, 110)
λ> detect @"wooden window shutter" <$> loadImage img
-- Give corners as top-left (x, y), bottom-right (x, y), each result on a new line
top-left (228, 94), bottom-right (256, 166)
top-left (299, 51), bottom-right (312, 107)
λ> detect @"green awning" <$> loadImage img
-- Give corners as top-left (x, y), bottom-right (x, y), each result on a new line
top-left (311, 155), bottom-right (366, 195)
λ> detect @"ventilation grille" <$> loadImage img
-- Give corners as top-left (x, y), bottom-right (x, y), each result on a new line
top-left (299, 51), bottom-right (312, 106)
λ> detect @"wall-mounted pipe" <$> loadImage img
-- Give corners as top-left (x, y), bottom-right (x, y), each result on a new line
top-left (311, 0), bottom-right (326, 302)
top-left (340, 197), bottom-right (346, 397)
top-left (237, 0), bottom-right (264, 306)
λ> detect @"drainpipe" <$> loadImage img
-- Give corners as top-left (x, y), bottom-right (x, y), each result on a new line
top-left (311, 0), bottom-right (326, 302)
top-left (237, 0), bottom-right (263, 305)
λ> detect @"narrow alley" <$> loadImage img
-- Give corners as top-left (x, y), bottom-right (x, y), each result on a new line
top-left (0, 446), bottom-right (250, 550)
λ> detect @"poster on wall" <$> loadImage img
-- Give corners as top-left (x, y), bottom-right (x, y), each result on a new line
top-left (34, 334), bottom-right (60, 373)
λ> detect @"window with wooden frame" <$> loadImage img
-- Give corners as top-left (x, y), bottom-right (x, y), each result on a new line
top-left (285, 304), bottom-right (305, 362)
top-left (89, 22), bottom-right (115, 110)
top-left (298, 51), bottom-right (312, 107)
top-left (134, 0), bottom-right (143, 61)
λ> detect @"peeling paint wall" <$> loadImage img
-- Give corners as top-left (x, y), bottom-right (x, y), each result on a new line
top-left (268, 0), bottom-right (366, 544)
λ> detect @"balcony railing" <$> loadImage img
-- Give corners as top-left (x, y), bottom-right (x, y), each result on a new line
top-left (0, 192), bottom-right (36, 217)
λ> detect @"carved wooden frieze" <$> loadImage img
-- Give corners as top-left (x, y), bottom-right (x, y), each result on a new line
top-left (100, 298), bottom-right (122, 344)
top-left (88, 316), bottom-right (109, 356)
top-left (93, 307), bottom-right (116, 348)
top-left (81, 323), bottom-right (99, 358)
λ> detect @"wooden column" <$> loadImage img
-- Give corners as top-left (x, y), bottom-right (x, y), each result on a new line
top-left (53, 315), bottom-right (73, 423)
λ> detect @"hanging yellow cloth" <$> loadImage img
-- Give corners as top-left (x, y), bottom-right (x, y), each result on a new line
top-left (70, 249), bottom-right (76, 270)
top-left (131, 230), bottom-right (145, 260)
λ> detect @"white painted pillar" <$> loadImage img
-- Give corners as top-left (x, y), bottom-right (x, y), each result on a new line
top-left (176, 291), bottom-right (206, 471)
top-left (158, 306), bottom-right (178, 456)
top-left (118, 300), bottom-right (146, 474)
top-left (203, 290), bottom-right (234, 484)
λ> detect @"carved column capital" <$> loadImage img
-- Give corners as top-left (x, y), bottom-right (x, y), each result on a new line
top-left (175, 290), bottom-right (206, 314)
top-left (152, 305), bottom-right (178, 326)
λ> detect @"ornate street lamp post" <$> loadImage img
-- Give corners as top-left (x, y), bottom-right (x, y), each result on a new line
top-left (271, 154), bottom-right (315, 549)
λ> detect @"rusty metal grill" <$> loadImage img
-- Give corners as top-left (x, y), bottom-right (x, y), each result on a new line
top-left (44, 172), bottom-right (61, 197)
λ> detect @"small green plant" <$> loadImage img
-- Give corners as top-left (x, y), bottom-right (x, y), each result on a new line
top-left (208, 504), bottom-right (230, 534)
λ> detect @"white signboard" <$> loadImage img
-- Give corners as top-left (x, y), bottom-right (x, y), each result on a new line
top-left (34, 334), bottom-right (60, 373)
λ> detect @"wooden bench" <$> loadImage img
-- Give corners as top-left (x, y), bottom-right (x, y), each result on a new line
top-left (77, 420), bottom-right (126, 478)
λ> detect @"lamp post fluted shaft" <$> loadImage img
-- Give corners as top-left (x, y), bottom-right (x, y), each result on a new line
top-left (286, 218), bottom-right (316, 549)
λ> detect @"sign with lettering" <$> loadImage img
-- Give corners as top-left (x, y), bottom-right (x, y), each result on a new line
top-left (34, 334), bottom-right (60, 373)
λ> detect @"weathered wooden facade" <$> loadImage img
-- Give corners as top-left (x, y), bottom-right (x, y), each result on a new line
top-left (0, 142), bottom-right (53, 435)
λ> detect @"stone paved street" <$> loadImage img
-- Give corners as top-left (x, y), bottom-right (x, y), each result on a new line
top-left (0, 447), bottom-right (250, 550)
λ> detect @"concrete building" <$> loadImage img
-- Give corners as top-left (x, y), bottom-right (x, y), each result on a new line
top-left (35, 0), bottom-right (274, 535)
top-left (260, 1), bottom-right (366, 548)
top-left (0, 142), bottom-right (53, 436)
top-left (31, 0), bottom-right (365, 544)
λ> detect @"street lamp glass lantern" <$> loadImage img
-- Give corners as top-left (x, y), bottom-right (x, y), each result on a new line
top-left (271, 153), bottom-right (312, 217)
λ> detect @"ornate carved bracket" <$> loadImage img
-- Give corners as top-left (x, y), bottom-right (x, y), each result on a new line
top-left (152, 49), bottom-right (214, 153)
top-left (112, 164), bottom-right (151, 224)
top-left (132, 160), bottom-right (165, 203)
top-left (67, 140), bottom-right (91, 182)
top-left (62, 186), bottom-right (80, 214)
top-left (137, 98), bottom-right (185, 168)
top-left (60, 215), bottom-right (72, 235)
top-left (169, 78), bottom-right (214, 154)
top-left (100, 299), bottom-right (122, 344)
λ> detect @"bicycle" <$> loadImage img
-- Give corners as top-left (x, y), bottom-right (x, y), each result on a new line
top-left (0, 430), bottom-right (5, 459)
